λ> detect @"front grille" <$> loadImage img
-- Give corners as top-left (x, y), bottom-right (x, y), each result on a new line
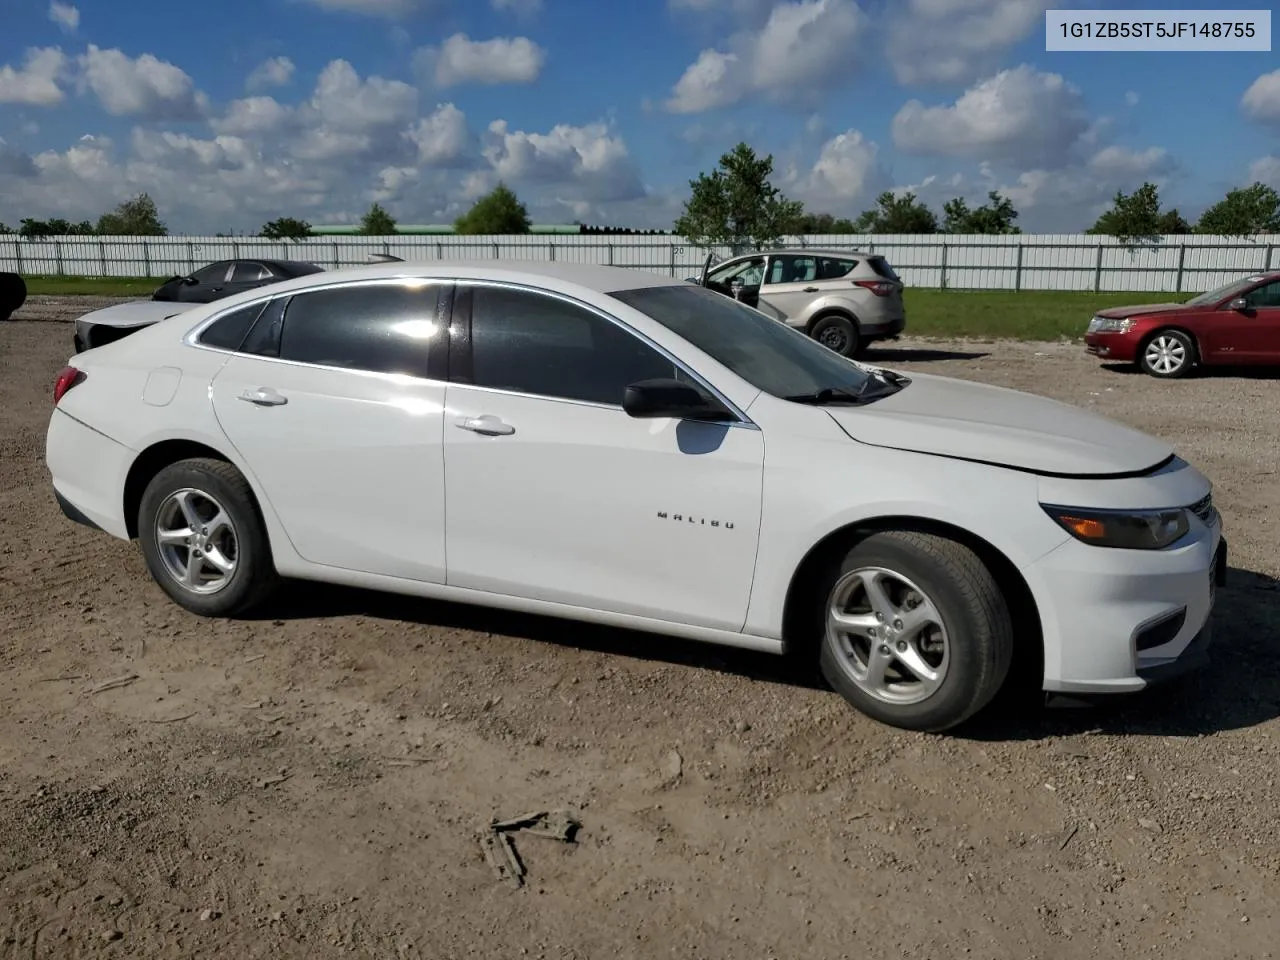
top-left (1189, 493), bottom-right (1214, 525)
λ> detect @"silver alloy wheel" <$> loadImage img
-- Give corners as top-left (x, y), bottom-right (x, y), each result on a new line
top-left (825, 566), bottom-right (950, 705)
top-left (818, 326), bottom-right (849, 352)
top-left (1144, 335), bottom-right (1187, 375)
top-left (153, 487), bottom-right (238, 595)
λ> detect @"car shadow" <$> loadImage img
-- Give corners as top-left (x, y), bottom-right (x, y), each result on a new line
top-left (253, 566), bottom-right (1279, 739)
top-left (1102, 362), bottom-right (1280, 380)
top-left (865, 346), bottom-right (990, 363)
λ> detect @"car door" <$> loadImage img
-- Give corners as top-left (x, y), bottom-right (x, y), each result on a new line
top-left (207, 278), bottom-right (450, 583)
top-left (703, 255), bottom-right (766, 309)
top-left (177, 262), bottom-right (234, 303)
top-left (1238, 279), bottom-right (1280, 360)
top-left (441, 281), bottom-right (765, 631)
top-left (758, 254), bottom-right (820, 322)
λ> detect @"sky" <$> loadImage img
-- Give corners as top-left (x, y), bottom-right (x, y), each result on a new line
top-left (0, 0), bottom-right (1278, 235)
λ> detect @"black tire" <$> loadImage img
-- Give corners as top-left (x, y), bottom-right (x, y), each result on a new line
top-left (0, 271), bottom-right (26, 320)
top-left (137, 457), bottom-right (281, 617)
top-left (809, 314), bottom-right (860, 357)
top-left (817, 531), bottom-right (1014, 732)
top-left (1137, 329), bottom-right (1196, 379)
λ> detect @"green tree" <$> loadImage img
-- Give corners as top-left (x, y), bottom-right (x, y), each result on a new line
top-left (1194, 182), bottom-right (1280, 236)
top-left (358, 202), bottom-right (397, 236)
top-left (854, 191), bottom-right (938, 233)
top-left (260, 217), bottom-right (314, 241)
top-left (1087, 182), bottom-right (1189, 241)
top-left (0, 221), bottom-right (12, 234)
top-left (18, 217), bottom-right (95, 237)
top-left (454, 182), bottom-right (532, 235)
top-left (790, 211), bottom-right (858, 234)
top-left (673, 142), bottom-right (803, 251)
top-left (96, 193), bottom-right (167, 235)
top-left (942, 191), bottom-right (1022, 234)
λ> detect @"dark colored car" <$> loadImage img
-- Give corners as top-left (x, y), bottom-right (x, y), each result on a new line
top-left (153, 258), bottom-right (324, 304)
top-left (1084, 272), bottom-right (1280, 378)
top-left (0, 271), bottom-right (27, 321)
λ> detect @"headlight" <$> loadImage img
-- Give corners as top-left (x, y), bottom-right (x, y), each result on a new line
top-left (1041, 505), bottom-right (1190, 550)
top-left (1087, 316), bottom-right (1133, 334)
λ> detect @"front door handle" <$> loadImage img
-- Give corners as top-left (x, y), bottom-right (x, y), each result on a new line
top-left (238, 387), bottom-right (288, 407)
top-left (456, 414), bottom-right (514, 436)
top-left (803, 286), bottom-right (819, 292)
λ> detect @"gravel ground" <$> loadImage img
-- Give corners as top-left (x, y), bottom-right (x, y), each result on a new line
top-left (2, 299), bottom-right (1279, 959)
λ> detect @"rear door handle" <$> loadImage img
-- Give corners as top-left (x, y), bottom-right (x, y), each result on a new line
top-left (803, 287), bottom-right (819, 292)
top-left (238, 387), bottom-right (288, 407)
top-left (456, 414), bottom-right (514, 436)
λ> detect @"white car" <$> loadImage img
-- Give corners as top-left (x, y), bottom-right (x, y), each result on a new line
top-left (45, 262), bottom-right (1226, 731)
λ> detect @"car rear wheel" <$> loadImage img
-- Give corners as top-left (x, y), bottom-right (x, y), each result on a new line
top-left (809, 314), bottom-right (860, 358)
top-left (1138, 330), bottom-right (1196, 378)
top-left (817, 531), bottom-right (1014, 732)
top-left (137, 457), bottom-right (281, 617)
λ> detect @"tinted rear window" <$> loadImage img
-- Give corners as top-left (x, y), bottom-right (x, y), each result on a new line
top-left (198, 302), bottom-right (266, 351)
top-left (867, 257), bottom-right (900, 281)
top-left (279, 261), bottom-right (325, 277)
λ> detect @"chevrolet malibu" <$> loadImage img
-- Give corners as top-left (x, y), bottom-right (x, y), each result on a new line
top-left (46, 262), bottom-right (1226, 731)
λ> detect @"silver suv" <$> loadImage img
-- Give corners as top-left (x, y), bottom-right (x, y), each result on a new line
top-left (690, 249), bottom-right (905, 357)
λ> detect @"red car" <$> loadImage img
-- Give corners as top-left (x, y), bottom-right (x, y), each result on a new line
top-left (1084, 272), bottom-right (1280, 378)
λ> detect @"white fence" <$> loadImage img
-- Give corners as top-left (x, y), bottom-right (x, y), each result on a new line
top-left (3, 233), bottom-right (1280, 293)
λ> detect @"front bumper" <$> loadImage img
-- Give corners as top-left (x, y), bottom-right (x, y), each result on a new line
top-left (1084, 332), bottom-right (1139, 362)
top-left (1025, 518), bottom-right (1224, 695)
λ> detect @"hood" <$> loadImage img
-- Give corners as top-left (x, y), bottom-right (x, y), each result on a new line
top-left (1094, 302), bottom-right (1187, 320)
top-left (76, 299), bottom-right (197, 329)
top-left (824, 371), bottom-right (1172, 477)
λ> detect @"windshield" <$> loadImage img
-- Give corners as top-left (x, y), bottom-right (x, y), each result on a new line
top-left (1185, 276), bottom-right (1259, 306)
top-left (610, 284), bottom-right (876, 399)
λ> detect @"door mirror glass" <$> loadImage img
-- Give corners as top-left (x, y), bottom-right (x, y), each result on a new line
top-left (1228, 297), bottom-right (1249, 311)
top-left (622, 378), bottom-right (735, 421)
top-left (183, 276), bottom-right (199, 286)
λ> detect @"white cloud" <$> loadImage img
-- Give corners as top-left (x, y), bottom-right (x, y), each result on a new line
top-left (300, 0), bottom-right (424, 15)
top-left (665, 0), bottom-right (868, 113)
top-left (886, 0), bottom-right (1054, 86)
top-left (211, 96), bottom-right (293, 136)
top-left (0, 47), bottom-right (68, 107)
top-left (491, 0), bottom-right (542, 13)
top-left (1124, 90), bottom-right (1140, 107)
top-left (1087, 145), bottom-right (1175, 180)
top-left (1248, 156), bottom-right (1280, 188)
top-left (891, 65), bottom-right (1090, 167)
top-left (404, 102), bottom-right (473, 166)
top-left (247, 56), bottom-right (295, 91)
top-left (48, 2), bottom-right (79, 32)
top-left (0, 139), bottom-right (38, 177)
top-left (416, 34), bottom-right (546, 87)
top-left (785, 128), bottom-right (889, 207)
top-left (1242, 70), bottom-right (1280, 125)
top-left (77, 45), bottom-right (208, 120)
top-left (481, 119), bottom-right (646, 202)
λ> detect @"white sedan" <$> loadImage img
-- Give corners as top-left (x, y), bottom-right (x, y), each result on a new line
top-left (45, 261), bottom-right (1226, 731)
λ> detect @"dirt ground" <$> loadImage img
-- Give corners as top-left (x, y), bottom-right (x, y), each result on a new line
top-left (3, 298), bottom-right (1280, 959)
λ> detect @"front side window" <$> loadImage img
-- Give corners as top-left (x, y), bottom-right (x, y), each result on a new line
top-left (1186, 276), bottom-right (1260, 307)
top-left (1245, 280), bottom-right (1280, 308)
top-left (707, 256), bottom-right (766, 287)
top-left (238, 282), bottom-right (442, 378)
top-left (611, 283), bottom-right (876, 399)
top-left (191, 262), bottom-right (230, 283)
top-left (465, 284), bottom-right (678, 405)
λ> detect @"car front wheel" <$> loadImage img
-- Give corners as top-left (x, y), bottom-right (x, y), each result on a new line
top-left (137, 457), bottom-right (281, 617)
top-left (817, 530), bottom-right (1014, 732)
top-left (1138, 330), bottom-right (1196, 378)
top-left (809, 314), bottom-right (860, 358)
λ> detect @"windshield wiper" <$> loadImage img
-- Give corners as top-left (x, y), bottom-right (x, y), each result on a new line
top-left (785, 370), bottom-right (908, 406)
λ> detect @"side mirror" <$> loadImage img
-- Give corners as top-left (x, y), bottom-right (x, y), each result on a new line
top-left (1228, 297), bottom-right (1250, 311)
top-left (182, 276), bottom-right (199, 286)
top-left (622, 378), bottom-right (735, 422)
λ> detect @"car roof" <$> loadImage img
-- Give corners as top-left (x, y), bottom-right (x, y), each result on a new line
top-left (726, 248), bottom-right (879, 259)
top-left (225, 259), bottom-right (685, 297)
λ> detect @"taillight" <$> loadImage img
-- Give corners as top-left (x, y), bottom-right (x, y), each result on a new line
top-left (853, 280), bottom-right (897, 297)
top-left (53, 365), bottom-right (86, 405)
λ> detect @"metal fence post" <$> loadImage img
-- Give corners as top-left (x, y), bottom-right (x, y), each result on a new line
top-left (608, 243), bottom-right (614, 266)
top-left (939, 242), bottom-right (948, 290)
top-left (98, 238), bottom-right (107, 276)
top-left (670, 243), bottom-right (677, 277)
top-left (13, 237), bottom-right (24, 275)
top-left (1175, 243), bottom-right (1187, 293)
top-left (492, 241), bottom-right (499, 260)
top-left (142, 238), bottom-right (151, 277)
top-left (548, 241), bottom-right (556, 262)
top-left (1267, 244), bottom-right (1275, 272)
top-left (187, 241), bottom-right (195, 273)
top-left (1014, 242), bottom-right (1024, 292)
top-left (55, 239), bottom-right (64, 277)
top-left (332, 242), bottom-right (339, 268)
top-left (1093, 244), bottom-right (1104, 292)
